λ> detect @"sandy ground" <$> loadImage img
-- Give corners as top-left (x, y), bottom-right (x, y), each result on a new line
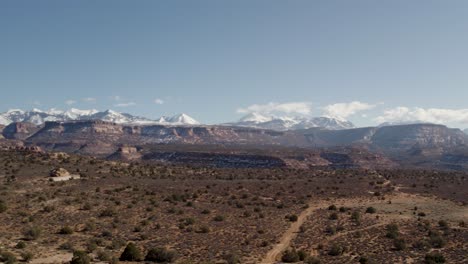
top-left (261, 188), bottom-right (468, 264)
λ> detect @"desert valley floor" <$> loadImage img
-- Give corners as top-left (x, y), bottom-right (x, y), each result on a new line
top-left (0, 148), bottom-right (467, 264)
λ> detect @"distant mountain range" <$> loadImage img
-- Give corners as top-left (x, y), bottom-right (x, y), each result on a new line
top-left (2, 118), bottom-right (468, 170)
top-left (0, 108), bottom-right (200, 126)
top-left (1, 108), bottom-right (466, 134)
top-left (226, 113), bottom-right (355, 130)
top-left (0, 108), bottom-right (355, 130)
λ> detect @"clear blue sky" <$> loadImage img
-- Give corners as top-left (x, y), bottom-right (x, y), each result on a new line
top-left (1, 1), bottom-right (468, 127)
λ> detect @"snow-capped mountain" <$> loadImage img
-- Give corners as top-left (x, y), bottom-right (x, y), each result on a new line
top-left (0, 108), bottom-right (97, 125)
top-left (227, 113), bottom-right (355, 131)
top-left (0, 109), bottom-right (200, 126)
top-left (378, 120), bottom-right (432, 127)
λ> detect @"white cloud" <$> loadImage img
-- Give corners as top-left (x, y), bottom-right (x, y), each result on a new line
top-left (237, 102), bottom-right (312, 116)
top-left (114, 102), bottom-right (136, 107)
top-left (154, 98), bottom-right (164, 105)
top-left (375, 107), bottom-right (468, 125)
top-left (65, 100), bottom-right (76, 105)
top-left (322, 101), bottom-right (376, 119)
top-left (83, 97), bottom-right (96, 103)
top-left (111, 95), bottom-right (122, 101)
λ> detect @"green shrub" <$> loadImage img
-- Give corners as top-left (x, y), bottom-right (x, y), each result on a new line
top-left (0, 200), bottom-right (7, 213)
top-left (428, 231), bottom-right (446, 248)
top-left (351, 211), bottom-right (361, 223)
top-left (281, 249), bottom-right (300, 262)
top-left (0, 251), bottom-right (17, 264)
top-left (59, 226), bottom-right (74, 235)
top-left (424, 252), bottom-right (445, 263)
top-left (365, 207), bottom-right (376, 214)
top-left (328, 244), bottom-right (344, 256)
top-left (393, 238), bottom-right (406, 251)
top-left (328, 205), bottom-right (337, 210)
top-left (223, 253), bottom-right (240, 264)
top-left (305, 256), bottom-right (321, 264)
top-left (385, 223), bottom-right (399, 239)
top-left (21, 251), bottom-right (34, 262)
top-left (213, 215), bottom-right (224, 222)
top-left (70, 250), bottom-right (90, 264)
top-left (329, 212), bottom-right (338, 220)
top-left (24, 226), bottom-right (41, 240)
top-left (145, 247), bottom-right (177, 262)
top-left (119, 242), bottom-right (142, 261)
top-left (15, 241), bottom-right (26, 249)
top-left (288, 214), bottom-right (298, 222)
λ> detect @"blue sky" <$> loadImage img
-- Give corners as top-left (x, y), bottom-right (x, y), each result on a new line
top-left (1, 1), bottom-right (468, 127)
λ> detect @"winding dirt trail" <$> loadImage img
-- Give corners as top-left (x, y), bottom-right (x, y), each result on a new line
top-left (261, 202), bottom-right (324, 263)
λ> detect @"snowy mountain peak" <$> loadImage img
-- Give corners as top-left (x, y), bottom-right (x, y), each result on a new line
top-left (231, 113), bottom-right (355, 131)
top-left (239, 112), bottom-right (273, 123)
top-left (167, 113), bottom-right (200, 125)
top-left (0, 108), bottom-right (201, 126)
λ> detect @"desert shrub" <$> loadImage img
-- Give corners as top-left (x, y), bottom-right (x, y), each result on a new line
top-left (428, 231), bottom-right (446, 248)
top-left (281, 249), bottom-right (300, 262)
top-left (119, 243), bottom-right (142, 261)
top-left (59, 226), bottom-right (74, 234)
top-left (424, 252), bottom-right (445, 263)
top-left (21, 251), bottom-right (34, 262)
top-left (413, 240), bottom-right (430, 250)
top-left (393, 238), bottom-right (407, 251)
top-left (438, 220), bottom-right (448, 229)
top-left (197, 225), bottom-right (210, 233)
top-left (0, 251), bottom-right (17, 264)
top-left (325, 225), bottom-right (336, 235)
top-left (70, 250), bottom-right (90, 264)
top-left (0, 200), bottom-right (7, 213)
top-left (385, 223), bottom-right (399, 239)
top-left (329, 212), bottom-right (338, 220)
top-left (145, 247), bottom-right (177, 263)
top-left (15, 241), bottom-right (26, 249)
top-left (24, 226), bottom-right (41, 240)
top-left (99, 208), bottom-right (116, 217)
top-left (305, 256), bottom-right (321, 264)
top-left (358, 256), bottom-right (369, 264)
top-left (297, 249), bottom-right (308, 261)
top-left (59, 241), bottom-right (74, 250)
top-left (328, 205), bottom-right (337, 210)
top-left (223, 253), bottom-right (240, 264)
top-left (213, 215), bottom-right (224, 222)
top-left (351, 211), bottom-right (361, 224)
top-left (288, 214), bottom-right (298, 222)
top-left (328, 244), bottom-right (344, 256)
top-left (365, 207), bottom-right (376, 214)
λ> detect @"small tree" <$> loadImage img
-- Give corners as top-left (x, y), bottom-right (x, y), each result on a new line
top-left (119, 242), bottom-right (142, 261)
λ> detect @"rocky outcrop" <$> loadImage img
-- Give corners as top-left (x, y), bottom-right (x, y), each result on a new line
top-left (2, 122), bottom-right (41, 140)
top-left (49, 168), bottom-right (70, 177)
top-left (107, 146), bottom-right (142, 161)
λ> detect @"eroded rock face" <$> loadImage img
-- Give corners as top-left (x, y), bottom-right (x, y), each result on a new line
top-left (2, 122), bottom-right (41, 140)
top-left (49, 168), bottom-right (70, 177)
top-left (119, 146), bottom-right (138, 154)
